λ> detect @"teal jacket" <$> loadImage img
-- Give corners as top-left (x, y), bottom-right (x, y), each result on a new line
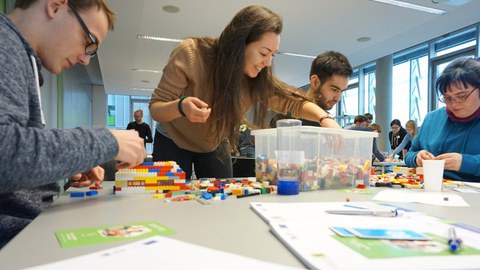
top-left (405, 107), bottom-right (480, 182)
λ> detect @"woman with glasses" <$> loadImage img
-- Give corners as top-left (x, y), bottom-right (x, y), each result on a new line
top-left (405, 57), bottom-right (480, 182)
top-left (388, 120), bottom-right (418, 160)
top-left (149, 5), bottom-right (339, 180)
top-left (388, 119), bottom-right (408, 160)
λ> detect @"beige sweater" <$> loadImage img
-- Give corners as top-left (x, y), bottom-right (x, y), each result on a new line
top-left (150, 38), bottom-right (304, 153)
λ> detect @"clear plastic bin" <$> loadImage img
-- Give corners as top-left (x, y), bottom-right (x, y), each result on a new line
top-left (252, 126), bottom-right (377, 190)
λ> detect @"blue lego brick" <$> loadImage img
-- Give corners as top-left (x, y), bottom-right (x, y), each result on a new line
top-left (70, 192), bottom-right (85, 198)
top-left (86, 190), bottom-right (99, 196)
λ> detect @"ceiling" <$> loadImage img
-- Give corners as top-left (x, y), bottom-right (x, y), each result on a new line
top-left (94, 0), bottom-right (480, 97)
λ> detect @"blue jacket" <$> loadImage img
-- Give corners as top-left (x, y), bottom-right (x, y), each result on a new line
top-left (405, 107), bottom-right (480, 182)
top-left (392, 133), bottom-right (413, 157)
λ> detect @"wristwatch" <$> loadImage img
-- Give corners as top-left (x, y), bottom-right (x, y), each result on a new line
top-left (319, 113), bottom-right (335, 125)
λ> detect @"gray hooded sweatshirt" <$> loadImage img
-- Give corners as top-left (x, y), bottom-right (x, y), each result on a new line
top-left (0, 13), bottom-right (118, 249)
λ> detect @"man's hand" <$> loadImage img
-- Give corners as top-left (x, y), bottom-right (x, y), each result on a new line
top-left (110, 129), bottom-right (146, 168)
top-left (69, 166), bottom-right (104, 188)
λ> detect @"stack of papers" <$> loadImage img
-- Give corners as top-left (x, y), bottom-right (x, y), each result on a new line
top-left (29, 236), bottom-right (301, 270)
top-left (251, 202), bottom-right (480, 270)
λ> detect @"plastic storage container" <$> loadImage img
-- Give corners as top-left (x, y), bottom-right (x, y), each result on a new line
top-left (276, 119), bottom-right (302, 195)
top-left (252, 126), bottom-right (377, 190)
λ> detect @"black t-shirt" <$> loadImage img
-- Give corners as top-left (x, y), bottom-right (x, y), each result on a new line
top-left (388, 127), bottom-right (409, 159)
top-left (126, 122), bottom-right (153, 145)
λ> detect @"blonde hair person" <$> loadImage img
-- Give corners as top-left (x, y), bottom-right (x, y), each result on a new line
top-left (369, 123), bottom-right (382, 133)
top-left (388, 120), bottom-right (418, 160)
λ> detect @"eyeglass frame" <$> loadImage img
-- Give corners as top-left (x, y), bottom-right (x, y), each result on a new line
top-left (438, 87), bottom-right (478, 104)
top-left (67, 1), bottom-right (98, 57)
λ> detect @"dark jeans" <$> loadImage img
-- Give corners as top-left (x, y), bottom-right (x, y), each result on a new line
top-left (152, 131), bottom-right (232, 179)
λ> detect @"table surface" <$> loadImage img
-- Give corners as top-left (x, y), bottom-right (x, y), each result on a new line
top-left (1, 183), bottom-right (479, 269)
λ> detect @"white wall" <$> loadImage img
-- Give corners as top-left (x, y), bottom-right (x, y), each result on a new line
top-left (62, 65), bottom-right (93, 129)
top-left (93, 85), bottom-right (107, 127)
top-left (40, 70), bottom-right (58, 129)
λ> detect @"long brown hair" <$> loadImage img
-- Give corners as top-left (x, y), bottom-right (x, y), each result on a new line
top-left (202, 5), bottom-right (307, 152)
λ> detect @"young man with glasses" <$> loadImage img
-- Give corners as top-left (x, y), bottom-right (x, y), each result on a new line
top-left (405, 57), bottom-right (480, 182)
top-left (0, 0), bottom-right (146, 249)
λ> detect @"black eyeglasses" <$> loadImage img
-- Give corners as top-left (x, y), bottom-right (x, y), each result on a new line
top-left (438, 87), bottom-right (478, 104)
top-left (68, 2), bottom-right (98, 57)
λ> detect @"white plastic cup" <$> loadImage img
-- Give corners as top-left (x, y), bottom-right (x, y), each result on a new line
top-left (422, 160), bottom-right (445, 192)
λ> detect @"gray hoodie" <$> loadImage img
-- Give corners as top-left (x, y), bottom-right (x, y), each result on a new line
top-left (0, 13), bottom-right (118, 249)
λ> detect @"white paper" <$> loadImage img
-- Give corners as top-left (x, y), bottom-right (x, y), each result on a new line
top-left (28, 236), bottom-right (301, 270)
top-left (251, 201), bottom-right (402, 223)
top-left (463, 182), bottom-right (480, 190)
top-left (270, 220), bottom-right (480, 270)
top-left (250, 202), bottom-right (480, 270)
top-left (372, 189), bottom-right (469, 207)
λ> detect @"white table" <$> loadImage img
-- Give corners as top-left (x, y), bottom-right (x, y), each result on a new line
top-left (2, 182), bottom-right (480, 269)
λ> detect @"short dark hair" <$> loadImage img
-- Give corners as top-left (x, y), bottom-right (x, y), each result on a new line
top-left (435, 57), bottom-right (480, 96)
top-left (364, 113), bottom-right (373, 121)
top-left (390, 119), bottom-right (402, 127)
top-left (354, 115), bottom-right (368, 124)
top-left (310, 51), bottom-right (353, 84)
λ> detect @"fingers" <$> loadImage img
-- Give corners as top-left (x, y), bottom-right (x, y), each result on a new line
top-left (416, 150), bottom-right (435, 167)
top-left (183, 97), bottom-right (211, 123)
top-left (189, 107), bottom-right (211, 122)
top-left (69, 166), bottom-right (105, 188)
top-left (70, 173), bottom-right (82, 181)
top-left (436, 153), bottom-right (462, 171)
top-left (110, 129), bottom-right (146, 168)
top-left (115, 161), bottom-right (131, 170)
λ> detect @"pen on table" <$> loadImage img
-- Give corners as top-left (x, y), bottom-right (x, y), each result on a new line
top-left (448, 227), bottom-right (462, 252)
top-left (236, 192), bottom-right (261, 199)
top-left (326, 209), bottom-right (399, 217)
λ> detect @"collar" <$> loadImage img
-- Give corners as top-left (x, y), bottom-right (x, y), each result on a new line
top-left (446, 106), bottom-right (480, 122)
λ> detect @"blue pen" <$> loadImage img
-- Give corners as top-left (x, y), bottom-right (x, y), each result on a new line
top-left (448, 227), bottom-right (462, 252)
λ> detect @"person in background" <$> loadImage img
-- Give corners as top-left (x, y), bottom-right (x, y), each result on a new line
top-left (364, 113), bottom-right (373, 125)
top-left (269, 50), bottom-right (353, 127)
top-left (237, 120), bottom-right (255, 158)
top-left (149, 5), bottom-right (339, 180)
top-left (405, 57), bottom-right (480, 182)
top-left (0, 0), bottom-right (145, 249)
top-left (388, 119), bottom-right (408, 160)
top-left (388, 120), bottom-right (418, 160)
top-left (345, 116), bottom-right (386, 162)
top-left (126, 109), bottom-right (153, 147)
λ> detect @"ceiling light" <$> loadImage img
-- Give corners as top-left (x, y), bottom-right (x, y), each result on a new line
top-left (137, 36), bottom-right (316, 60)
top-left (137, 35), bottom-right (183, 43)
top-left (357, 37), bottom-right (372, 42)
top-left (132, 69), bottom-right (162, 74)
top-left (371, 0), bottom-right (447, 15)
top-left (277, 51), bottom-right (316, 59)
top-left (130, 87), bottom-right (154, 92)
top-left (162, 5), bottom-right (180, 13)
